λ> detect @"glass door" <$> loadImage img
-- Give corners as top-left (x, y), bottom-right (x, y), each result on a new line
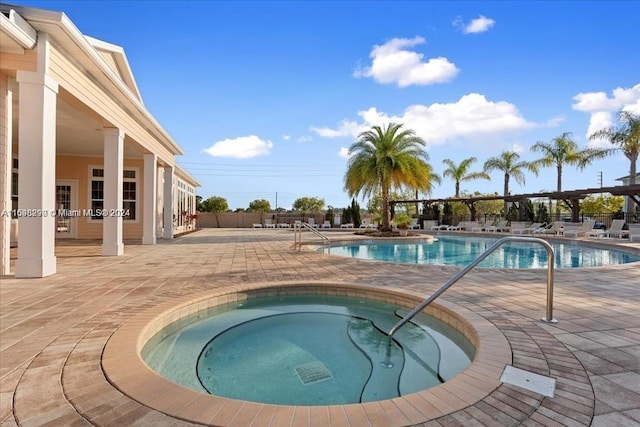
top-left (56, 181), bottom-right (76, 238)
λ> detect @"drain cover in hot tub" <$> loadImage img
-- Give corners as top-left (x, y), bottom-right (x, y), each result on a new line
top-left (294, 361), bottom-right (333, 385)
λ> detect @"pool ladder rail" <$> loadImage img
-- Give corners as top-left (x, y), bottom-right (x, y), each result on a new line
top-left (383, 236), bottom-right (557, 368)
top-left (293, 222), bottom-right (330, 251)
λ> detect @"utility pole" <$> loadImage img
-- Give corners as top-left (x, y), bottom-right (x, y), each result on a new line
top-left (598, 171), bottom-right (603, 188)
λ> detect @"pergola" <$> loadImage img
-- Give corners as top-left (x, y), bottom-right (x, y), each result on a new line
top-left (390, 184), bottom-right (640, 222)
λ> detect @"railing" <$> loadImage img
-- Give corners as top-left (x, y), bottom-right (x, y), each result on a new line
top-left (383, 236), bottom-right (556, 368)
top-left (293, 222), bottom-right (330, 251)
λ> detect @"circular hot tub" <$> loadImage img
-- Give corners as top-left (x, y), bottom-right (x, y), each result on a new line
top-left (102, 283), bottom-right (511, 425)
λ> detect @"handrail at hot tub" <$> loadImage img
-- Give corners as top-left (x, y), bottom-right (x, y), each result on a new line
top-left (383, 236), bottom-right (556, 368)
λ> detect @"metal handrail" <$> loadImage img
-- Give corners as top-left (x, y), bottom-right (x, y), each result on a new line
top-left (293, 222), bottom-right (330, 251)
top-left (383, 236), bottom-right (556, 368)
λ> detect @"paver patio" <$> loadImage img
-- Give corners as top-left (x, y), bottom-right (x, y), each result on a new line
top-left (1, 228), bottom-right (639, 426)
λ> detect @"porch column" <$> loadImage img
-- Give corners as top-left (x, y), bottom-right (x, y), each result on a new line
top-left (1, 78), bottom-right (15, 276)
top-left (162, 166), bottom-right (174, 239)
top-left (142, 153), bottom-right (157, 244)
top-left (156, 166), bottom-right (164, 237)
top-left (102, 128), bottom-right (124, 256)
top-left (14, 71), bottom-right (58, 278)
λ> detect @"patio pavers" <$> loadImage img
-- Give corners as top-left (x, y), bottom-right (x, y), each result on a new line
top-left (1, 228), bottom-right (639, 426)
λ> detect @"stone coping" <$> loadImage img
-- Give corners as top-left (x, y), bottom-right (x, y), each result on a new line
top-left (102, 281), bottom-right (511, 426)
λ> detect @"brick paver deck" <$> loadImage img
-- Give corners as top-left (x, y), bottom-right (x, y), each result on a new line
top-left (1, 229), bottom-right (639, 426)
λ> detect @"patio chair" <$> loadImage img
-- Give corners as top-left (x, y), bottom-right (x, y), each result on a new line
top-left (563, 220), bottom-right (596, 238)
top-left (307, 218), bottom-right (319, 228)
top-left (321, 220), bottom-right (331, 228)
top-left (264, 218), bottom-right (276, 228)
top-left (607, 219), bottom-right (629, 239)
top-left (508, 221), bottom-right (531, 234)
top-left (447, 221), bottom-right (464, 231)
top-left (512, 222), bottom-right (543, 235)
top-left (470, 221), bottom-right (486, 232)
top-left (409, 218), bottom-right (420, 230)
top-left (629, 224), bottom-right (640, 242)
top-left (252, 222), bottom-right (262, 228)
top-left (536, 223), bottom-right (560, 235)
top-left (487, 220), bottom-right (510, 232)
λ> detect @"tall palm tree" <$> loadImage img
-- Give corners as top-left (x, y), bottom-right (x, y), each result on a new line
top-left (442, 157), bottom-right (490, 197)
top-left (590, 110), bottom-right (640, 216)
top-left (483, 151), bottom-right (537, 215)
top-left (531, 132), bottom-right (613, 192)
top-left (344, 123), bottom-right (440, 231)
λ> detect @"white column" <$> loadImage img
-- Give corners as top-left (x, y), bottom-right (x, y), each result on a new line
top-left (14, 72), bottom-right (58, 278)
top-left (156, 166), bottom-right (164, 237)
top-left (142, 153), bottom-right (157, 245)
top-left (102, 128), bottom-right (124, 256)
top-left (162, 166), bottom-right (174, 239)
top-left (1, 78), bottom-right (14, 276)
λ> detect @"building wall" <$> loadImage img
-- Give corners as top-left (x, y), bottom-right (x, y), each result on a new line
top-left (56, 155), bottom-right (144, 239)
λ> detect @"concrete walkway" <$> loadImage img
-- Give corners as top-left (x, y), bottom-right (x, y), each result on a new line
top-left (1, 229), bottom-right (639, 426)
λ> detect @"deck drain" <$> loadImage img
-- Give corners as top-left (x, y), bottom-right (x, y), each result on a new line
top-left (294, 362), bottom-right (332, 385)
top-left (500, 365), bottom-right (556, 397)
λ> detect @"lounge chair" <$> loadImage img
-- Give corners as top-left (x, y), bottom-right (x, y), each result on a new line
top-left (487, 220), bottom-right (509, 233)
top-left (252, 223), bottom-right (262, 228)
top-left (307, 218), bottom-right (319, 228)
top-left (536, 223), bottom-right (560, 235)
top-left (277, 222), bottom-right (291, 228)
top-left (264, 218), bottom-right (276, 228)
top-left (447, 221), bottom-right (463, 231)
top-left (321, 220), bottom-right (331, 228)
top-left (509, 221), bottom-right (532, 234)
top-left (409, 218), bottom-right (420, 230)
top-left (563, 220), bottom-right (596, 238)
top-left (607, 219), bottom-right (629, 239)
top-left (512, 222), bottom-right (543, 235)
top-left (340, 223), bottom-right (354, 229)
top-left (470, 221), bottom-right (487, 232)
top-left (423, 220), bottom-right (438, 230)
top-left (629, 224), bottom-right (640, 242)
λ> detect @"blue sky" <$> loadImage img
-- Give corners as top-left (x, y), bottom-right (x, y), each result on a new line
top-left (16, 1), bottom-right (640, 210)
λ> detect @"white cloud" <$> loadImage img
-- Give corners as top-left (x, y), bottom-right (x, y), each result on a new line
top-left (282, 134), bottom-right (291, 140)
top-left (311, 93), bottom-right (534, 145)
top-left (454, 15), bottom-right (496, 34)
top-left (512, 144), bottom-right (524, 154)
top-left (572, 83), bottom-right (640, 139)
top-left (353, 36), bottom-right (459, 87)
top-left (296, 135), bottom-right (313, 143)
top-left (338, 147), bottom-right (350, 159)
top-left (310, 119), bottom-right (361, 139)
top-left (204, 135), bottom-right (273, 159)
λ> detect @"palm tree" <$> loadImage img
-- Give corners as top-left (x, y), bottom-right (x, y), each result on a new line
top-left (483, 151), bottom-right (537, 215)
top-left (442, 157), bottom-right (490, 197)
top-left (344, 123), bottom-right (440, 231)
top-left (590, 110), bottom-right (640, 217)
top-left (531, 132), bottom-right (613, 193)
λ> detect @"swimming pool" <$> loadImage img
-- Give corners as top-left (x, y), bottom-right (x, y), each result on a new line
top-left (323, 236), bottom-right (640, 268)
top-left (142, 294), bottom-right (474, 406)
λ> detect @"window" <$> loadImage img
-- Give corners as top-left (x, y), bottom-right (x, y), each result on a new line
top-left (90, 167), bottom-right (137, 221)
top-left (11, 157), bottom-right (18, 215)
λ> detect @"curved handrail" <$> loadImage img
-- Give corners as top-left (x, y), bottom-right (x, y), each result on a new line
top-left (293, 222), bottom-right (330, 251)
top-left (383, 236), bottom-right (556, 368)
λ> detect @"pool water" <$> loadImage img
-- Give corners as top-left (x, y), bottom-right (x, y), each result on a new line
top-left (142, 295), bottom-right (474, 405)
top-left (324, 236), bottom-right (640, 268)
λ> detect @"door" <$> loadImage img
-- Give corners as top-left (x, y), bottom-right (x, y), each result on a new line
top-left (56, 181), bottom-right (77, 238)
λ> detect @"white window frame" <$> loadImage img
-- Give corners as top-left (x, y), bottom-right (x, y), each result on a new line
top-left (87, 165), bottom-right (139, 223)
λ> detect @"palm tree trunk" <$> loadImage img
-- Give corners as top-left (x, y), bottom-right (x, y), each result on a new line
top-left (503, 173), bottom-right (509, 216)
top-left (556, 164), bottom-right (562, 220)
top-left (382, 187), bottom-right (391, 231)
top-left (627, 154), bottom-right (637, 218)
top-left (455, 181), bottom-right (460, 198)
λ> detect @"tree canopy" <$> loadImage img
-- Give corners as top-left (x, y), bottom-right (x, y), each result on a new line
top-left (247, 199), bottom-right (271, 212)
top-left (344, 122), bottom-right (439, 231)
top-left (292, 197), bottom-right (325, 213)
